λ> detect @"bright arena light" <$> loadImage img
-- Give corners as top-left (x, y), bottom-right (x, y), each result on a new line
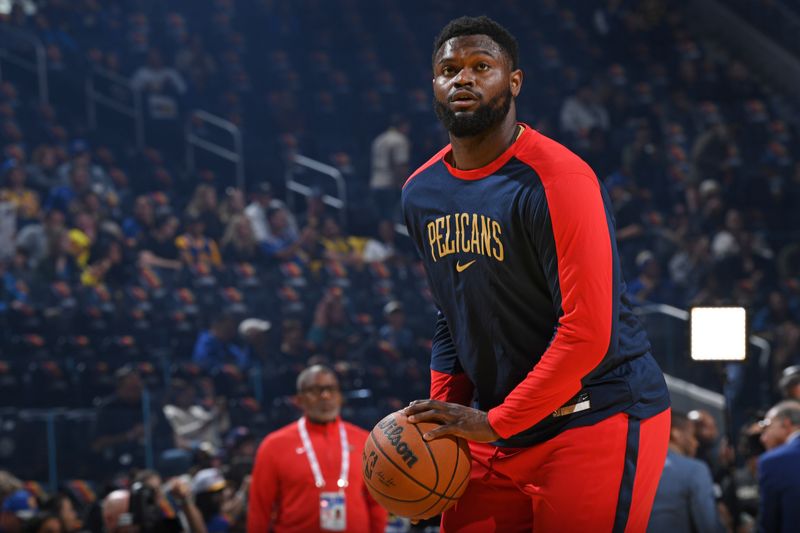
top-left (690, 307), bottom-right (747, 361)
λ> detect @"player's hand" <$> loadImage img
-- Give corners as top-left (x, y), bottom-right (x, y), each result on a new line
top-left (403, 400), bottom-right (500, 443)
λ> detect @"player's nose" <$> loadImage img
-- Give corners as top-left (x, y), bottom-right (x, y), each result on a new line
top-left (453, 68), bottom-right (476, 87)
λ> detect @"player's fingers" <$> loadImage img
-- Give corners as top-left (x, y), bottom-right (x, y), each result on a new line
top-left (403, 400), bottom-right (435, 415)
top-left (422, 424), bottom-right (455, 441)
top-left (407, 409), bottom-right (452, 425)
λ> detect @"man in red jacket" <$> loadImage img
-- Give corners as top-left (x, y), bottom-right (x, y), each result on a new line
top-left (248, 365), bottom-right (387, 532)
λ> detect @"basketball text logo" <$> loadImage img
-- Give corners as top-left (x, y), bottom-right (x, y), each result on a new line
top-left (425, 213), bottom-right (505, 263)
top-left (378, 416), bottom-right (419, 468)
top-left (363, 450), bottom-right (378, 480)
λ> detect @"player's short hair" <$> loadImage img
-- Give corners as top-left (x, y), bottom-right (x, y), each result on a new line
top-left (433, 16), bottom-right (519, 70)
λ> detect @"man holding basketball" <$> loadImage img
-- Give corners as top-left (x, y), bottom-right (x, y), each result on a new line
top-left (402, 16), bottom-right (671, 533)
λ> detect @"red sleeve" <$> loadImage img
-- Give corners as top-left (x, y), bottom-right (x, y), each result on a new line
top-left (430, 369), bottom-right (474, 405)
top-left (247, 436), bottom-right (279, 532)
top-left (487, 173), bottom-right (613, 439)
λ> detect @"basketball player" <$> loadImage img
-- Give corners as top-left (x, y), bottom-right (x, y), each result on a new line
top-left (401, 16), bottom-right (671, 532)
top-left (248, 365), bottom-right (387, 532)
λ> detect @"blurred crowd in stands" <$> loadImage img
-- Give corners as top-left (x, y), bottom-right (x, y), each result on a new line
top-left (0, 0), bottom-right (799, 531)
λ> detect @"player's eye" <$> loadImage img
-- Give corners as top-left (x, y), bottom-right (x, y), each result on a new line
top-left (476, 62), bottom-right (490, 71)
top-left (441, 65), bottom-right (456, 76)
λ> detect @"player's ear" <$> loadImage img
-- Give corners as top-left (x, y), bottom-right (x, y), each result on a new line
top-left (291, 394), bottom-right (303, 410)
top-left (510, 69), bottom-right (523, 97)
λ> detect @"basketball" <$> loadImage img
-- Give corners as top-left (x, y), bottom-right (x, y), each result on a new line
top-left (362, 410), bottom-right (471, 520)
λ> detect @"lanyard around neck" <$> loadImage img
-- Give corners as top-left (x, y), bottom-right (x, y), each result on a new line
top-left (297, 417), bottom-right (350, 489)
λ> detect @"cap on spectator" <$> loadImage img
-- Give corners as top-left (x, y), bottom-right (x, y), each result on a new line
top-left (192, 469), bottom-right (226, 495)
top-left (779, 365), bottom-right (800, 395)
top-left (1, 489), bottom-right (37, 519)
top-left (383, 300), bottom-right (403, 316)
top-left (238, 318), bottom-right (271, 336)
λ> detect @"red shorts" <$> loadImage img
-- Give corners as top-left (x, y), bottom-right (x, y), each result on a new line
top-left (441, 408), bottom-right (670, 533)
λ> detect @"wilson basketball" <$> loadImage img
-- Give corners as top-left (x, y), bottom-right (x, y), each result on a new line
top-left (362, 411), bottom-right (471, 520)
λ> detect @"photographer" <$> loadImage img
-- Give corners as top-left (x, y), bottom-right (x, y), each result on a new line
top-left (127, 471), bottom-right (206, 533)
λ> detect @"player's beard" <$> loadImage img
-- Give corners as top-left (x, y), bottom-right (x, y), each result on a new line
top-left (434, 87), bottom-right (513, 138)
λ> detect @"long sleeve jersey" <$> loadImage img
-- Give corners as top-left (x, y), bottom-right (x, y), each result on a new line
top-left (401, 124), bottom-right (670, 447)
top-left (247, 418), bottom-right (387, 533)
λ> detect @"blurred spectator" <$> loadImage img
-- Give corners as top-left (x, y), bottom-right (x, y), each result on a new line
top-left (131, 49), bottom-right (187, 121)
top-left (27, 145), bottom-right (60, 193)
top-left (627, 250), bottom-right (677, 305)
top-left (138, 214), bottom-right (182, 270)
top-left (260, 207), bottom-right (311, 262)
top-left (226, 427), bottom-right (257, 464)
top-left (691, 123), bottom-right (736, 184)
top-left (0, 490), bottom-right (37, 533)
top-left (726, 421), bottom-right (765, 528)
top-left (192, 313), bottom-right (248, 369)
top-left (220, 214), bottom-right (260, 264)
top-left (80, 239), bottom-right (126, 287)
top-left (297, 188), bottom-right (327, 231)
top-left (41, 494), bottom-right (81, 533)
top-left (100, 490), bottom-right (131, 533)
top-left (779, 366), bottom-right (800, 401)
top-left (759, 401), bottom-right (800, 452)
top-left (122, 196), bottom-right (155, 248)
top-left (307, 287), bottom-right (362, 357)
top-left (648, 412), bottom-right (724, 533)
top-left (191, 469), bottom-right (233, 533)
top-left (238, 318), bottom-right (272, 363)
top-left (379, 301), bottom-right (414, 355)
top-left (185, 185), bottom-right (223, 241)
top-left (247, 365), bottom-right (387, 532)
top-left (90, 367), bottom-right (148, 473)
top-left (175, 215), bottom-right (222, 272)
top-left (132, 470), bottom-right (206, 533)
top-left (370, 116), bottom-right (410, 217)
top-left (688, 410), bottom-right (734, 484)
top-left (0, 472), bottom-right (22, 507)
top-left (559, 85), bottom-right (609, 138)
top-left (44, 165), bottom-right (91, 215)
top-left (758, 401), bottom-right (800, 533)
top-left (15, 209), bottom-right (65, 269)
top-left (66, 213), bottom-right (96, 269)
top-left (244, 182), bottom-right (295, 244)
top-left (218, 188), bottom-right (246, 227)
top-left (132, 50), bottom-right (187, 95)
top-left (55, 141), bottom-right (112, 198)
top-left (0, 161), bottom-right (40, 224)
top-left (24, 513), bottom-right (63, 533)
top-left (35, 229), bottom-right (79, 283)
top-left (163, 378), bottom-right (230, 451)
top-left (361, 219), bottom-right (400, 264)
top-left (319, 216), bottom-right (366, 265)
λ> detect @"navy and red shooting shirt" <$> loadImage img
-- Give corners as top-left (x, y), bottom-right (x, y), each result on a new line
top-left (401, 124), bottom-right (670, 447)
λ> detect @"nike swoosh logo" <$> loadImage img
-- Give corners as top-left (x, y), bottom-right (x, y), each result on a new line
top-left (455, 260), bottom-right (477, 272)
